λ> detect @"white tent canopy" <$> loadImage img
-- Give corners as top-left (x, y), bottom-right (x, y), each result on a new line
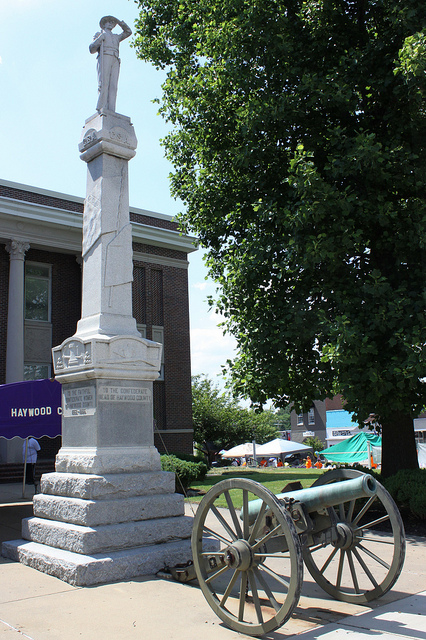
top-left (256, 438), bottom-right (313, 457)
top-left (418, 443), bottom-right (426, 469)
top-left (221, 443), bottom-right (256, 458)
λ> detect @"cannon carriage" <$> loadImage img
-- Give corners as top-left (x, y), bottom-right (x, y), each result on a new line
top-left (191, 469), bottom-right (405, 636)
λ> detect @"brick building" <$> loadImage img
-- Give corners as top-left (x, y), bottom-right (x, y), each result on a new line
top-left (0, 178), bottom-right (196, 465)
top-left (290, 400), bottom-right (327, 445)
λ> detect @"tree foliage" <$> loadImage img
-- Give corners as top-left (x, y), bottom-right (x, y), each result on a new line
top-left (191, 375), bottom-right (278, 452)
top-left (134, 1), bottom-right (426, 476)
top-left (303, 436), bottom-right (325, 452)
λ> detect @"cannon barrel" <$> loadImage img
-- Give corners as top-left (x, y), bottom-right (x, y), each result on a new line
top-left (246, 474), bottom-right (377, 525)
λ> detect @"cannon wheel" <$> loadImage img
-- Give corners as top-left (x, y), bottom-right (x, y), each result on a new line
top-left (303, 468), bottom-right (405, 603)
top-left (191, 478), bottom-right (303, 636)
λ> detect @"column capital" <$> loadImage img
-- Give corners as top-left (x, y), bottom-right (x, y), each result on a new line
top-left (79, 111), bottom-right (137, 163)
top-left (6, 239), bottom-right (30, 261)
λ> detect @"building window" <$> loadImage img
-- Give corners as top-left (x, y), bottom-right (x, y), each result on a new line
top-left (25, 263), bottom-right (51, 322)
top-left (137, 324), bottom-right (147, 339)
top-left (308, 408), bottom-right (315, 425)
top-left (297, 413), bottom-right (304, 426)
top-left (152, 326), bottom-right (164, 381)
top-left (24, 363), bottom-right (51, 380)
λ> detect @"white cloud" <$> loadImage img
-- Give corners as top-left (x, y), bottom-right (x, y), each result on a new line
top-left (190, 323), bottom-right (236, 384)
top-left (192, 281), bottom-right (209, 291)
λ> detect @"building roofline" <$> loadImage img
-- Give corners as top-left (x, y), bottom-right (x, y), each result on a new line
top-left (0, 177), bottom-right (180, 223)
top-left (0, 178), bottom-right (198, 254)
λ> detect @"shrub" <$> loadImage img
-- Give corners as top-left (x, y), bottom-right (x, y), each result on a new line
top-left (382, 469), bottom-right (426, 520)
top-left (160, 454), bottom-right (208, 494)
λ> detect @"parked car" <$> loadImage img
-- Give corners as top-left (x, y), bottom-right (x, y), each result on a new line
top-left (284, 453), bottom-right (304, 467)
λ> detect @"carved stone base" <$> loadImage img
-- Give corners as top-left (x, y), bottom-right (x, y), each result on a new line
top-left (1, 469), bottom-right (193, 586)
top-left (55, 447), bottom-right (161, 475)
top-left (2, 539), bottom-right (192, 586)
top-left (52, 334), bottom-right (162, 382)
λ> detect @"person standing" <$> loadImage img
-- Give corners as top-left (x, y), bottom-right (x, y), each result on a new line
top-left (23, 437), bottom-right (41, 489)
top-left (89, 16), bottom-right (132, 112)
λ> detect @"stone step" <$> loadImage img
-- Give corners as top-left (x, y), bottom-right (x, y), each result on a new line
top-left (22, 514), bottom-right (193, 555)
top-left (40, 470), bottom-right (175, 500)
top-left (33, 492), bottom-right (184, 526)
top-left (2, 538), bottom-right (192, 586)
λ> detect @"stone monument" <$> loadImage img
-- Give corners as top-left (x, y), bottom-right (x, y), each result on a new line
top-left (2, 17), bottom-right (192, 585)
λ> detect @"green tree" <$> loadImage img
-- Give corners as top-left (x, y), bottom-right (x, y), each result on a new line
top-left (134, 1), bottom-right (426, 477)
top-left (273, 406), bottom-right (292, 432)
top-left (192, 375), bottom-right (278, 457)
top-left (303, 436), bottom-right (325, 453)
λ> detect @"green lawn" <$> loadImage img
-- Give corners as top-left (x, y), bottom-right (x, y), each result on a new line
top-left (186, 466), bottom-right (324, 509)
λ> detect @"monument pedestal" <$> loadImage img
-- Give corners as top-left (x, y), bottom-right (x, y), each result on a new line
top-left (2, 339), bottom-right (193, 585)
top-left (3, 469), bottom-right (192, 585)
top-left (2, 110), bottom-right (193, 584)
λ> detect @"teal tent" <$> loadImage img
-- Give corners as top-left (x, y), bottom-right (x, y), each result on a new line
top-left (322, 432), bottom-right (381, 464)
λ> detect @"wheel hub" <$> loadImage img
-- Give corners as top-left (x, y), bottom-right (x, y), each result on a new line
top-left (225, 539), bottom-right (253, 571)
top-left (335, 522), bottom-right (356, 550)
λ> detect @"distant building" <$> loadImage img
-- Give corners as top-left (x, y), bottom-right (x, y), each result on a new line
top-left (290, 400), bottom-right (326, 445)
top-left (414, 413), bottom-right (426, 444)
top-left (291, 393), bottom-right (425, 448)
top-left (0, 179), bottom-right (196, 465)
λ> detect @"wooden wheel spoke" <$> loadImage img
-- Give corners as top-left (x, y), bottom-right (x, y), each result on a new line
top-left (210, 504), bottom-right (238, 542)
top-left (352, 496), bottom-right (377, 526)
top-left (220, 569), bottom-right (239, 608)
top-left (336, 550), bottom-right (345, 589)
top-left (253, 567), bottom-right (281, 613)
top-left (352, 547), bottom-right (379, 588)
top-left (238, 572), bottom-right (247, 621)
top-left (347, 499), bottom-right (356, 523)
top-left (252, 524), bottom-right (282, 551)
top-left (242, 490), bottom-right (249, 539)
top-left (253, 552), bottom-right (290, 559)
top-left (257, 562), bottom-right (290, 590)
top-left (202, 525), bottom-right (232, 546)
top-left (320, 545), bottom-right (339, 573)
top-left (347, 551), bottom-right (360, 593)
top-left (205, 563), bottom-right (230, 585)
top-left (248, 500), bottom-right (267, 545)
top-left (248, 570), bottom-right (264, 625)
top-left (338, 502), bottom-right (346, 520)
top-left (309, 543), bottom-right (327, 553)
top-left (224, 490), bottom-right (243, 539)
top-left (355, 514), bottom-right (390, 531)
top-left (360, 536), bottom-right (394, 545)
top-left (357, 543), bottom-right (391, 570)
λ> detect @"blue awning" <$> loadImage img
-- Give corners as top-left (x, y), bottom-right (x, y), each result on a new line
top-left (326, 410), bottom-right (355, 429)
top-left (0, 379), bottom-right (62, 439)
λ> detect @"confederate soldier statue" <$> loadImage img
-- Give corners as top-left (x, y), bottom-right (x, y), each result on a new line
top-left (90, 16), bottom-right (132, 112)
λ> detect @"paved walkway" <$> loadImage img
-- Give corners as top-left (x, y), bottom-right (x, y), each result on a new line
top-left (1, 483), bottom-right (425, 639)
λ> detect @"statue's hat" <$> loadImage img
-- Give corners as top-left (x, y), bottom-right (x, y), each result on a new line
top-left (100, 16), bottom-right (118, 29)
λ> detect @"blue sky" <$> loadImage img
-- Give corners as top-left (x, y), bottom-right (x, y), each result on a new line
top-left (0, 0), bottom-right (236, 387)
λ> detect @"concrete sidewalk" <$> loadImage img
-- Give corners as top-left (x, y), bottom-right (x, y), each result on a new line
top-left (1, 483), bottom-right (425, 640)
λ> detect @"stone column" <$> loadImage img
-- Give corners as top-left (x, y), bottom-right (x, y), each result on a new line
top-left (1, 240), bottom-right (30, 464)
top-left (5, 239), bottom-right (30, 383)
top-left (75, 111), bottom-right (140, 339)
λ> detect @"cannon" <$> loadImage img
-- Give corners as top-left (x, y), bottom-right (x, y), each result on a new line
top-left (191, 469), bottom-right (405, 636)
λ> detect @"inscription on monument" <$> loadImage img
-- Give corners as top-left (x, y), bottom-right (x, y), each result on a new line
top-left (98, 385), bottom-right (151, 403)
top-left (63, 387), bottom-right (96, 417)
